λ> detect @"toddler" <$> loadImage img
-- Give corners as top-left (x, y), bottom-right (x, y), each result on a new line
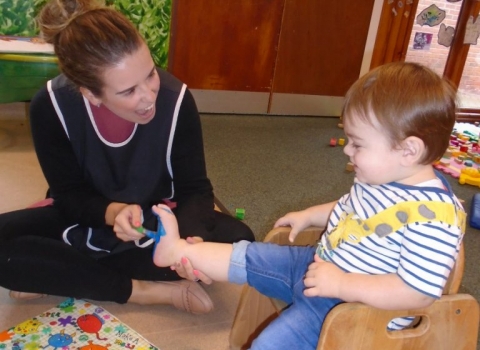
top-left (152, 62), bottom-right (465, 350)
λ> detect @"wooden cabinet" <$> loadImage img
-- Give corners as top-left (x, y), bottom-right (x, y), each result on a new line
top-left (272, 0), bottom-right (374, 96)
top-left (169, 0), bottom-right (283, 93)
top-left (169, 0), bottom-right (376, 115)
top-left (0, 0), bottom-right (380, 116)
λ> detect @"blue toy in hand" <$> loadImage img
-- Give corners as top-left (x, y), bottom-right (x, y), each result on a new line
top-left (134, 208), bottom-right (167, 252)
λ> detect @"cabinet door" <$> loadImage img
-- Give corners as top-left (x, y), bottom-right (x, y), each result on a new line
top-left (269, 0), bottom-right (376, 116)
top-left (169, 0), bottom-right (376, 116)
top-left (169, 0), bottom-right (283, 114)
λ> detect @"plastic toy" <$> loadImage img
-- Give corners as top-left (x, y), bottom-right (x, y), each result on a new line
top-left (338, 138), bottom-right (345, 146)
top-left (433, 123), bottom-right (480, 186)
top-left (329, 138), bottom-right (337, 147)
top-left (133, 209), bottom-right (166, 252)
top-left (235, 208), bottom-right (245, 220)
top-left (459, 168), bottom-right (480, 188)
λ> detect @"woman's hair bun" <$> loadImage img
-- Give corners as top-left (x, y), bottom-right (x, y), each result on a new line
top-left (37, 0), bottom-right (105, 44)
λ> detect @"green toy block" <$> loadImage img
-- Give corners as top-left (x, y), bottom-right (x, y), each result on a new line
top-left (235, 208), bottom-right (245, 220)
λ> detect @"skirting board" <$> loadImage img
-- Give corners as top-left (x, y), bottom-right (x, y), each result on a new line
top-left (191, 89), bottom-right (270, 115)
top-left (269, 93), bottom-right (343, 117)
top-left (0, 93), bottom-right (344, 118)
top-left (0, 102), bottom-right (29, 121)
top-left (191, 89), bottom-right (343, 117)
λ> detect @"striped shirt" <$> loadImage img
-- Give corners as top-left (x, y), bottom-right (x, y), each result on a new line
top-left (316, 175), bottom-right (465, 330)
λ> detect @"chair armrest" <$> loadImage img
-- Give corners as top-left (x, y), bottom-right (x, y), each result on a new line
top-left (263, 226), bottom-right (325, 246)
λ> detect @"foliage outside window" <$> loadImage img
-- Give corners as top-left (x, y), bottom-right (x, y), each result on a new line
top-left (0, 0), bottom-right (171, 68)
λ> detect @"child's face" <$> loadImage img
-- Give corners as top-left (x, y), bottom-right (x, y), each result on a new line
top-left (343, 114), bottom-right (404, 185)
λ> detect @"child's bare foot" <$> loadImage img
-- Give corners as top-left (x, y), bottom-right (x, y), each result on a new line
top-left (151, 204), bottom-right (188, 267)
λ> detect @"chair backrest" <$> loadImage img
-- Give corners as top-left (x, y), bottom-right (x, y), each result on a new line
top-left (308, 226), bottom-right (476, 350)
top-left (262, 226), bottom-right (324, 246)
top-left (317, 293), bottom-right (479, 350)
top-left (230, 226), bottom-right (478, 350)
top-left (266, 226), bottom-right (477, 350)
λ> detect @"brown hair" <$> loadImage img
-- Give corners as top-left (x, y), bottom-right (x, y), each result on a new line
top-left (37, 0), bottom-right (144, 96)
top-left (342, 62), bottom-right (457, 164)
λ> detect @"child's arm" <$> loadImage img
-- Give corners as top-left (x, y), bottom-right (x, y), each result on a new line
top-left (274, 201), bottom-right (337, 242)
top-left (304, 255), bottom-right (435, 310)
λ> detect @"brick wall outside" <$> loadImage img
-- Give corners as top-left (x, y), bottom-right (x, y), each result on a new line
top-left (405, 0), bottom-right (480, 98)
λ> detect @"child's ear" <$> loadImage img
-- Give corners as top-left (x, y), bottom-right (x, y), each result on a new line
top-left (79, 87), bottom-right (102, 107)
top-left (400, 136), bottom-right (425, 165)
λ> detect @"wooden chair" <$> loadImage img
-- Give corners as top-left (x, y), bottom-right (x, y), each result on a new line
top-left (229, 226), bottom-right (479, 350)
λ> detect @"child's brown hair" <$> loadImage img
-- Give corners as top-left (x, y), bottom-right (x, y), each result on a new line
top-left (342, 62), bottom-right (457, 164)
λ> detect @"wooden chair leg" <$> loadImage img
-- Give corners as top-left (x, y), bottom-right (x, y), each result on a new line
top-left (229, 285), bottom-right (281, 350)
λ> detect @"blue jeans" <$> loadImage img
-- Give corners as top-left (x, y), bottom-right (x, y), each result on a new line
top-left (229, 241), bottom-right (343, 350)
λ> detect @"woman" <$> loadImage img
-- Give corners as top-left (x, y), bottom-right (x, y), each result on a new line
top-left (0, 0), bottom-right (254, 314)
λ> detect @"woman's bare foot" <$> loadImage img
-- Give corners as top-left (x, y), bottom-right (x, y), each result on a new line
top-left (151, 204), bottom-right (188, 267)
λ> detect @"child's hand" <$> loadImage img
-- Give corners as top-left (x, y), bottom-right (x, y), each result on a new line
top-left (274, 210), bottom-right (311, 242)
top-left (303, 254), bottom-right (345, 298)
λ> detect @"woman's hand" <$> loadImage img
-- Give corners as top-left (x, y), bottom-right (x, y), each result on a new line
top-left (112, 204), bottom-right (145, 242)
top-left (170, 236), bottom-right (213, 284)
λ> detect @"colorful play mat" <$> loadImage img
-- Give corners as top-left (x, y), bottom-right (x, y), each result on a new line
top-left (0, 298), bottom-right (158, 350)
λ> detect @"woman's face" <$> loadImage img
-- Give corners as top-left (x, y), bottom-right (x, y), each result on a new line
top-left (97, 42), bottom-right (160, 124)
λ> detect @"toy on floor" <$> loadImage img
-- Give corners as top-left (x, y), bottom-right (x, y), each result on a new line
top-left (434, 122), bottom-right (480, 187)
top-left (459, 168), bottom-right (480, 187)
top-left (235, 208), bottom-right (245, 220)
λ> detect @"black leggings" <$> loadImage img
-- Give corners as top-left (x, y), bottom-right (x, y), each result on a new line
top-left (0, 206), bottom-right (254, 303)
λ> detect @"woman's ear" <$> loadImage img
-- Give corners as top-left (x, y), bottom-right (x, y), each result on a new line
top-left (400, 136), bottom-right (425, 165)
top-left (79, 87), bottom-right (102, 107)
